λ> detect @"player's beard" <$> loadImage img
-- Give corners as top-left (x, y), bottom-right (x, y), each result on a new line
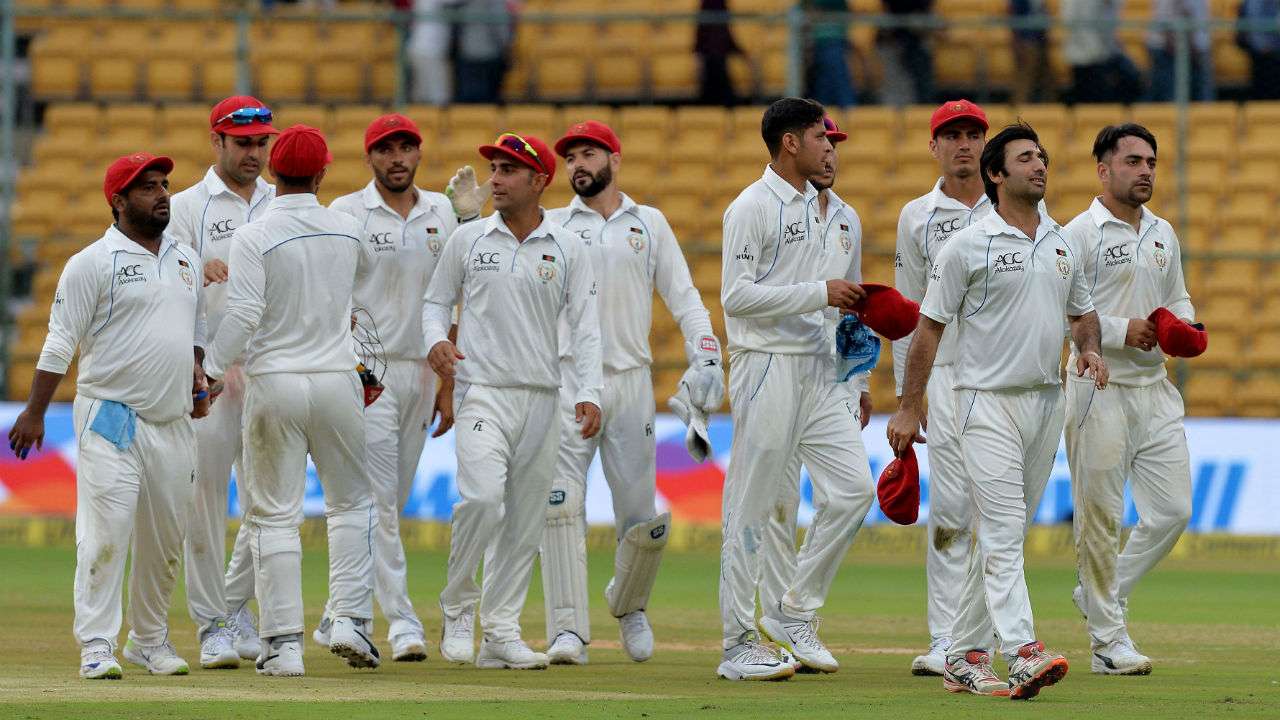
top-left (1125, 181), bottom-right (1153, 205)
top-left (375, 164), bottom-right (417, 193)
top-left (572, 164), bottom-right (612, 198)
top-left (124, 201), bottom-right (170, 235)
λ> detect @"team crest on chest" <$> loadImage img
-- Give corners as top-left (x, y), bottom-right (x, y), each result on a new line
top-left (427, 233), bottom-right (442, 257)
top-left (180, 268), bottom-right (194, 287)
top-left (1055, 247), bottom-right (1071, 278)
top-left (537, 254), bottom-right (557, 282)
top-left (1153, 241), bottom-right (1168, 270)
top-left (627, 226), bottom-right (645, 253)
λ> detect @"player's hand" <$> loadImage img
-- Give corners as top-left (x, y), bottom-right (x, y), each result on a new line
top-left (8, 407), bottom-right (44, 459)
top-left (826, 279), bottom-right (867, 313)
top-left (1077, 350), bottom-right (1109, 390)
top-left (859, 391), bottom-right (872, 429)
top-left (446, 165), bottom-right (493, 222)
top-left (1125, 317), bottom-right (1157, 352)
top-left (428, 340), bottom-right (465, 378)
top-left (886, 405), bottom-right (926, 456)
top-left (191, 365), bottom-right (212, 419)
top-left (203, 258), bottom-right (229, 286)
top-left (575, 401), bottom-right (602, 439)
top-left (431, 376), bottom-right (455, 438)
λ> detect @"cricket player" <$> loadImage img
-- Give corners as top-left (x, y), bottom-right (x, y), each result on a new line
top-left (169, 95), bottom-right (278, 669)
top-left (310, 113), bottom-right (459, 663)
top-left (717, 98), bottom-right (875, 681)
top-left (890, 100), bottom-right (996, 677)
top-left (887, 122), bottom-right (1108, 700)
top-left (425, 132), bottom-right (602, 670)
top-left (204, 125), bottom-right (378, 677)
top-left (9, 153), bottom-right (208, 679)
top-left (538, 120), bottom-right (723, 666)
top-left (1064, 123), bottom-right (1195, 676)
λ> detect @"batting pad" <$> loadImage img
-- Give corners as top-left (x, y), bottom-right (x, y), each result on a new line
top-left (605, 512), bottom-right (671, 617)
top-left (541, 504), bottom-right (591, 643)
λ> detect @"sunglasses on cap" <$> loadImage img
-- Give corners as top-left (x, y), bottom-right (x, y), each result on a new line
top-left (823, 117), bottom-right (838, 132)
top-left (495, 132), bottom-right (547, 174)
top-left (216, 106), bottom-right (274, 126)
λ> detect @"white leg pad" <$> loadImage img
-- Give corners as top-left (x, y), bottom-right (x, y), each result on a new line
top-left (605, 512), bottom-right (671, 617)
top-left (541, 490), bottom-right (591, 643)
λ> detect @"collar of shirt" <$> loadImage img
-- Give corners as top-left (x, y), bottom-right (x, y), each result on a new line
top-left (267, 193), bottom-right (322, 212)
top-left (102, 223), bottom-right (178, 257)
top-left (925, 177), bottom-right (991, 213)
top-left (567, 191), bottom-right (638, 222)
top-left (762, 164), bottom-right (817, 204)
top-left (822, 188), bottom-right (848, 223)
top-left (482, 209), bottom-right (557, 244)
top-left (979, 205), bottom-right (1061, 242)
top-left (1086, 196), bottom-right (1157, 233)
top-left (201, 166), bottom-right (273, 207)
top-left (359, 180), bottom-right (435, 223)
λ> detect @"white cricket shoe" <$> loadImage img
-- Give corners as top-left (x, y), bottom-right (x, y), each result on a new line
top-left (256, 637), bottom-right (305, 677)
top-left (329, 617), bottom-right (381, 669)
top-left (199, 623), bottom-right (241, 669)
top-left (716, 641), bottom-right (795, 681)
top-left (1007, 641), bottom-right (1069, 700)
top-left (942, 650), bottom-right (1011, 696)
top-left (476, 639), bottom-right (549, 670)
top-left (123, 639), bottom-right (189, 676)
top-left (229, 606), bottom-right (262, 660)
top-left (1091, 637), bottom-right (1152, 675)
top-left (547, 632), bottom-right (588, 665)
top-left (618, 610), bottom-right (654, 662)
top-left (758, 615), bottom-right (838, 673)
top-left (311, 608), bottom-right (334, 647)
top-left (391, 633), bottom-right (428, 662)
top-left (439, 608), bottom-right (476, 664)
top-left (80, 641), bottom-right (122, 680)
top-left (911, 636), bottom-right (951, 676)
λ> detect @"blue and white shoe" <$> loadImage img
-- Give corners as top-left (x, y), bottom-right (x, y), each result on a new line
top-left (716, 641), bottom-right (795, 681)
top-left (80, 641), bottom-right (122, 680)
top-left (1091, 637), bottom-right (1152, 675)
top-left (123, 638), bottom-right (189, 675)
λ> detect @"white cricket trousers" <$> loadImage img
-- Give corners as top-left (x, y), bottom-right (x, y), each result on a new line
top-left (721, 352), bottom-right (874, 650)
top-left (240, 371), bottom-right (374, 639)
top-left (1065, 379), bottom-right (1191, 646)
top-left (184, 363), bottom-right (255, 634)
top-left (72, 395), bottom-right (196, 650)
top-left (950, 386), bottom-right (1062, 660)
top-left (440, 383), bottom-right (558, 643)
top-left (541, 364), bottom-right (657, 644)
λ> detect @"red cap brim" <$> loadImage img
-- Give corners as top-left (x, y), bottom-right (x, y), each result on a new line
top-left (106, 155), bottom-right (175, 206)
top-left (932, 113), bottom-right (988, 137)
top-left (826, 131), bottom-right (848, 143)
top-left (553, 133), bottom-right (618, 157)
top-left (219, 121), bottom-right (280, 137)
top-left (365, 127), bottom-right (422, 153)
top-left (479, 143), bottom-right (548, 175)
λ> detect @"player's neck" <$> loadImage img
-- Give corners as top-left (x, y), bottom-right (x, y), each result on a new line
top-left (995, 195), bottom-right (1041, 240)
top-left (582, 185), bottom-right (622, 219)
top-left (376, 181), bottom-right (417, 220)
top-left (817, 188), bottom-right (830, 217)
top-left (214, 165), bottom-right (258, 204)
top-left (939, 173), bottom-right (985, 208)
top-left (769, 160), bottom-right (809, 194)
top-left (1100, 194), bottom-right (1143, 232)
top-left (115, 222), bottom-right (162, 255)
top-left (501, 205), bottom-right (544, 243)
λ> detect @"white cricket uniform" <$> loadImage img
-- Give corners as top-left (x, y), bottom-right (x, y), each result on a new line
top-left (168, 167), bottom-right (274, 632)
top-left (539, 193), bottom-right (714, 644)
top-left (38, 225), bottom-right (204, 651)
top-left (719, 167), bottom-right (874, 650)
top-left (424, 210), bottom-right (601, 643)
top-left (206, 193), bottom-right (374, 640)
top-left (330, 181), bottom-right (457, 643)
top-left (921, 208), bottom-right (1093, 660)
top-left (1063, 199), bottom-right (1194, 646)
top-left (891, 179), bottom-right (994, 645)
top-left (759, 188), bottom-right (869, 614)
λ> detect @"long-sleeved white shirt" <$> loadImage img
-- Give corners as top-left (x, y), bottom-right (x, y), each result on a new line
top-left (1063, 198), bottom-right (1195, 387)
top-left (206, 193), bottom-right (371, 379)
top-left (38, 225), bottom-right (205, 422)
top-left (892, 179), bottom-right (994, 395)
top-left (422, 210), bottom-right (603, 406)
top-left (549, 193), bottom-right (713, 373)
top-left (721, 165), bottom-right (831, 357)
top-left (819, 188), bottom-right (870, 394)
top-left (330, 181), bottom-right (458, 361)
top-left (921, 208), bottom-right (1095, 391)
top-left (167, 167), bottom-right (274, 341)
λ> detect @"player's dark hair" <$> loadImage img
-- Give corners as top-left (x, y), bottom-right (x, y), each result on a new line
top-left (980, 121), bottom-right (1046, 206)
top-left (111, 207), bottom-right (119, 221)
top-left (273, 173), bottom-right (315, 186)
top-left (761, 97), bottom-right (826, 158)
top-left (1092, 123), bottom-right (1158, 163)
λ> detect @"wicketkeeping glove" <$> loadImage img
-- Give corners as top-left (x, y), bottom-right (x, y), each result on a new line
top-left (667, 393), bottom-right (711, 463)
top-left (445, 165), bottom-right (493, 222)
top-left (679, 334), bottom-right (725, 414)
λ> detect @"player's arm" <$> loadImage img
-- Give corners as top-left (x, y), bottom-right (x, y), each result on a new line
top-left (191, 257), bottom-right (211, 417)
top-left (430, 322), bottom-right (458, 438)
top-left (1064, 222), bottom-right (1146, 351)
top-left (424, 229), bottom-right (466, 378)
top-left (564, 244), bottom-right (603, 439)
top-left (892, 206), bottom-right (925, 397)
top-left (1065, 243), bottom-right (1108, 388)
top-left (652, 211), bottom-right (724, 414)
top-left (206, 226), bottom-right (266, 380)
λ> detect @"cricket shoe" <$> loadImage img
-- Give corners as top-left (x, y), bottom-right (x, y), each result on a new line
top-left (1091, 637), bottom-right (1152, 675)
top-left (391, 633), bottom-right (428, 662)
top-left (757, 615), bottom-right (838, 673)
top-left (778, 646), bottom-right (803, 673)
top-left (716, 641), bottom-right (796, 681)
top-left (329, 617), bottom-right (381, 669)
top-left (476, 639), bottom-right (549, 670)
top-left (312, 608), bottom-right (334, 647)
top-left (123, 639), bottom-right (189, 676)
top-left (618, 610), bottom-right (654, 662)
top-left (439, 607), bottom-right (476, 664)
top-left (80, 641), bottom-right (122, 680)
top-left (1007, 641), bottom-right (1069, 700)
top-left (256, 636), bottom-right (305, 677)
top-left (547, 632), bottom-right (588, 665)
top-left (229, 606), bottom-right (262, 660)
top-left (942, 651), bottom-right (1011, 697)
top-left (199, 622), bottom-right (241, 669)
top-left (911, 636), bottom-right (951, 676)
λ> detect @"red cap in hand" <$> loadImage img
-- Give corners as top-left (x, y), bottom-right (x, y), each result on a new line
top-left (877, 446), bottom-right (920, 526)
top-left (1148, 307), bottom-right (1207, 358)
top-left (855, 283), bottom-right (920, 341)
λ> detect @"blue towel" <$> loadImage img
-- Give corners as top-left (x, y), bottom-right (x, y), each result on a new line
top-left (89, 400), bottom-right (137, 452)
top-left (835, 313), bottom-right (880, 383)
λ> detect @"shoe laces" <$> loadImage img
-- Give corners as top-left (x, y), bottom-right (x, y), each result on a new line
top-left (788, 618), bottom-right (824, 649)
top-left (235, 608), bottom-right (258, 634)
top-left (83, 643), bottom-right (114, 662)
top-left (620, 611), bottom-right (647, 634)
top-left (143, 640), bottom-right (179, 659)
top-left (736, 641), bottom-right (781, 665)
top-left (449, 611), bottom-right (475, 639)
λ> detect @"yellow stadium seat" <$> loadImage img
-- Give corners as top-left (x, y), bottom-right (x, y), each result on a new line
top-left (277, 104), bottom-right (331, 134)
top-left (619, 106), bottom-right (671, 134)
top-left (103, 104), bottom-right (158, 135)
top-left (1235, 375), bottom-right (1280, 416)
top-left (333, 105), bottom-right (387, 136)
top-left (44, 103), bottom-right (100, 134)
top-left (503, 105), bottom-right (558, 140)
top-left (1182, 370), bottom-right (1233, 416)
top-left (314, 58), bottom-right (365, 104)
top-left (650, 54), bottom-right (698, 99)
top-left (535, 54), bottom-right (590, 102)
top-left (146, 58), bottom-right (198, 101)
top-left (558, 105), bottom-right (616, 132)
top-left (200, 57), bottom-right (238, 102)
top-left (596, 56), bottom-right (646, 99)
top-left (89, 57), bottom-right (141, 100)
top-left (1246, 332), bottom-right (1280, 369)
top-left (402, 105), bottom-right (444, 137)
top-left (674, 106), bottom-right (728, 137)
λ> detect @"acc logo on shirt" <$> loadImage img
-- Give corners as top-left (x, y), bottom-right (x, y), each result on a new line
top-left (370, 232), bottom-right (395, 253)
top-left (115, 264), bottom-right (146, 286)
top-left (993, 252), bottom-right (1024, 274)
top-left (783, 221), bottom-right (805, 244)
top-left (207, 218), bottom-right (236, 242)
top-left (472, 252), bottom-right (500, 271)
top-left (1103, 243), bottom-right (1132, 267)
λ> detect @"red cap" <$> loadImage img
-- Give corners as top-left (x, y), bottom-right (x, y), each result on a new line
top-left (1148, 307), bottom-right (1208, 358)
top-left (269, 125), bottom-right (332, 178)
top-left (103, 152), bottom-right (174, 207)
top-left (210, 95), bottom-right (279, 137)
top-left (877, 446), bottom-right (920, 526)
top-left (479, 132), bottom-right (555, 183)
top-left (930, 99), bottom-right (989, 137)
top-left (364, 113), bottom-right (422, 153)
top-left (554, 120), bottom-right (621, 156)
top-left (854, 283), bottom-right (920, 341)
top-left (823, 115), bottom-right (847, 144)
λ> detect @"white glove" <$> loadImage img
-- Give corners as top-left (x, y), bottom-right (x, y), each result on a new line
top-left (445, 165), bottom-right (492, 221)
top-left (681, 334), bottom-right (725, 414)
top-left (667, 392), bottom-right (711, 463)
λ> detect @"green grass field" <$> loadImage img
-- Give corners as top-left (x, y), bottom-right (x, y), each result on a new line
top-left (1, 541), bottom-right (1277, 719)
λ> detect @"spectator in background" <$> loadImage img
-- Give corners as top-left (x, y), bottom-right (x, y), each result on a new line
top-left (1238, 0), bottom-right (1280, 99)
top-left (696, 0), bottom-right (742, 106)
top-left (1147, 0), bottom-right (1215, 101)
top-left (1009, 0), bottom-right (1055, 103)
top-left (453, 0), bottom-right (517, 104)
top-left (804, 0), bottom-right (858, 107)
top-left (876, 0), bottom-right (935, 106)
top-left (1062, 0), bottom-right (1144, 102)
top-left (409, 0), bottom-right (454, 105)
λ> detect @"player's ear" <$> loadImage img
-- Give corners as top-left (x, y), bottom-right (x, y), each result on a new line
top-left (313, 166), bottom-right (327, 192)
top-left (210, 131), bottom-right (222, 153)
top-left (782, 130), bottom-right (800, 157)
